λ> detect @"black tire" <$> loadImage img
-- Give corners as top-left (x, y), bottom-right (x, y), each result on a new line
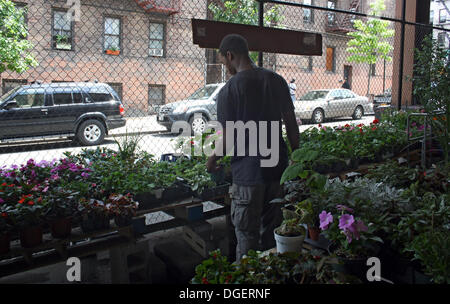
top-left (352, 106), bottom-right (364, 120)
top-left (312, 109), bottom-right (324, 124)
top-left (189, 114), bottom-right (208, 135)
top-left (77, 119), bottom-right (106, 146)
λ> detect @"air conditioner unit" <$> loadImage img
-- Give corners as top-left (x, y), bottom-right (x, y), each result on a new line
top-left (149, 48), bottom-right (164, 57)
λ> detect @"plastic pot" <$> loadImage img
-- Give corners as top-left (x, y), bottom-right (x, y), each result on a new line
top-left (50, 217), bottom-right (72, 239)
top-left (274, 229), bottom-right (305, 254)
top-left (308, 226), bottom-right (321, 241)
top-left (20, 226), bottom-right (43, 248)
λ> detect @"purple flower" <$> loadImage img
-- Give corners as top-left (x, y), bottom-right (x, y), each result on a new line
top-left (0, 198), bottom-right (4, 204)
top-left (81, 172), bottom-right (90, 179)
top-left (338, 214), bottom-right (355, 231)
top-left (37, 160), bottom-right (50, 168)
top-left (42, 186), bottom-right (49, 193)
top-left (417, 125), bottom-right (425, 131)
top-left (10, 165), bottom-right (18, 170)
top-left (336, 204), bottom-right (354, 213)
top-left (348, 220), bottom-right (368, 241)
top-left (319, 211), bottom-right (333, 230)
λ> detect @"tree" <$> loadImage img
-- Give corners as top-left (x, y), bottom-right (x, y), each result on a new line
top-left (0, 0), bottom-right (37, 74)
top-left (412, 35), bottom-right (449, 164)
top-left (208, 0), bottom-right (283, 64)
top-left (346, 0), bottom-right (394, 96)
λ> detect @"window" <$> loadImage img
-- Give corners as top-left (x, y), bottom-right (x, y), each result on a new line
top-left (107, 83), bottom-right (123, 101)
top-left (53, 93), bottom-right (73, 105)
top-left (327, 0), bottom-right (337, 25)
top-left (104, 17), bottom-right (121, 52)
top-left (15, 91), bottom-right (45, 108)
top-left (53, 10), bottom-right (73, 50)
top-left (439, 9), bottom-right (447, 23)
top-left (73, 93), bottom-right (83, 103)
top-left (148, 85), bottom-right (165, 114)
top-left (438, 32), bottom-right (446, 48)
top-left (2, 79), bottom-right (27, 95)
top-left (149, 23), bottom-right (165, 57)
top-left (430, 10), bottom-right (434, 24)
top-left (326, 47), bottom-right (335, 72)
top-left (303, 0), bottom-right (314, 24)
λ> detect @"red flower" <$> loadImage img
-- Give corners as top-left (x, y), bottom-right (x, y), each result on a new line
top-left (201, 277), bottom-right (209, 284)
top-left (318, 124), bottom-right (322, 128)
top-left (7, 184), bottom-right (14, 187)
top-left (37, 197), bottom-right (42, 203)
top-left (357, 123), bottom-right (364, 127)
top-left (1, 182), bottom-right (7, 186)
top-left (372, 127), bottom-right (377, 131)
top-left (373, 119), bottom-right (379, 124)
top-left (344, 124), bottom-right (350, 128)
top-left (359, 128), bottom-right (364, 134)
top-left (18, 198), bottom-right (25, 204)
top-left (28, 201), bottom-right (35, 206)
top-left (1, 212), bottom-right (7, 218)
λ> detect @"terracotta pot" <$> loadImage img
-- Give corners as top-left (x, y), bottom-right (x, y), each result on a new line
top-left (308, 226), bottom-right (321, 241)
top-left (105, 49), bottom-right (120, 55)
top-left (0, 232), bottom-right (11, 254)
top-left (50, 217), bottom-right (72, 239)
top-left (20, 226), bottom-right (43, 248)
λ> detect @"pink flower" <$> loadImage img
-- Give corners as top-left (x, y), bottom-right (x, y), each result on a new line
top-left (319, 211), bottom-right (333, 230)
top-left (338, 214), bottom-right (355, 231)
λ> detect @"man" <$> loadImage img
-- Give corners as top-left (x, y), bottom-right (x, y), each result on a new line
top-left (341, 77), bottom-right (350, 89)
top-left (206, 34), bottom-right (300, 261)
top-left (288, 79), bottom-right (296, 102)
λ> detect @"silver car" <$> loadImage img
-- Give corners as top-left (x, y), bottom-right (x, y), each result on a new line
top-left (294, 89), bottom-right (373, 124)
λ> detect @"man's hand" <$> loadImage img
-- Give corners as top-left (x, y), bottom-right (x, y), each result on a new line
top-left (206, 156), bottom-right (221, 173)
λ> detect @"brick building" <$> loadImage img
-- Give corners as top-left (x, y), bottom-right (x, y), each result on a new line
top-left (2, 0), bottom-right (399, 115)
top-left (1, 0), bottom-right (209, 116)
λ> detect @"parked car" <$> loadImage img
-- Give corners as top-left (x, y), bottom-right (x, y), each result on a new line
top-left (0, 82), bottom-right (126, 145)
top-left (373, 88), bottom-right (391, 106)
top-left (157, 83), bottom-right (225, 134)
top-left (294, 89), bottom-right (373, 124)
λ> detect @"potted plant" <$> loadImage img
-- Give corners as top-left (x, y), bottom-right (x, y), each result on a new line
top-left (319, 205), bottom-right (383, 280)
top-left (273, 205), bottom-right (307, 254)
top-left (105, 46), bottom-right (120, 55)
top-left (55, 34), bottom-right (71, 50)
top-left (106, 193), bottom-right (139, 227)
top-left (296, 200), bottom-right (321, 241)
top-left (78, 198), bottom-right (111, 233)
top-left (0, 205), bottom-right (14, 254)
top-left (45, 187), bottom-right (78, 239)
top-left (10, 194), bottom-right (49, 248)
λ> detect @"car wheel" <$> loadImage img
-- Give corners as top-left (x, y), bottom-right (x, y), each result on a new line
top-left (189, 114), bottom-right (208, 135)
top-left (352, 106), bottom-right (364, 120)
top-left (312, 109), bottom-right (324, 124)
top-left (77, 119), bottom-right (106, 146)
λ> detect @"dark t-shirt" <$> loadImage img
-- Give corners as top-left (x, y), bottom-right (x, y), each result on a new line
top-left (217, 67), bottom-right (294, 186)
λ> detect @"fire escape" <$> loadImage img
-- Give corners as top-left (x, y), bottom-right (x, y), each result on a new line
top-left (325, 0), bottom-right (361, 34)
top-left (134, 0), bottom-right (181, 15)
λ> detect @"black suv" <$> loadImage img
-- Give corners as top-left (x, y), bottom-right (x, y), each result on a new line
top-left (0, 82), bottom-right (126, 145)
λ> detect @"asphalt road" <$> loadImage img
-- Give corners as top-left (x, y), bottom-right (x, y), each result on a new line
top-left (0, 115), bottom-right (375, 168)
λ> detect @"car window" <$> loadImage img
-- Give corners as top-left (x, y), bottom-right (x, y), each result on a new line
top-left (73, 93), bottom-right (83, 103)
top-left (86, 85), bottom-right (114, 102)
top-left (0, 86), bottom-right (21, 102)
top-left (187, 85), bottom-right (218, 100)
top-left (53, 93), bottom-right (73, 105)
top-left (329, 90), bottom-right (342, 99)
top-left (341, 90), bottom-right (354, 99)
top-left (14, 90), bottom-right (46, 108)
top-left (300, 91), bottom-right (329, 100)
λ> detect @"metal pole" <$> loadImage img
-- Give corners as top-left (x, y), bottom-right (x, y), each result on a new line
top-left (397, 0), bottom-right (407, 111)
top-left (258, 0), bottom-right (264, 67)
top-left (383, 58), bottom-right (386, 93)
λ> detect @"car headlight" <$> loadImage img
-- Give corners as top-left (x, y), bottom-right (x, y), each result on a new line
top-left (173, 105), bottom-right (188, 114)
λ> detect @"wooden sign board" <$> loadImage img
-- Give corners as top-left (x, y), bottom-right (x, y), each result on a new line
top-left (192, 19), bottom-right (322, 56)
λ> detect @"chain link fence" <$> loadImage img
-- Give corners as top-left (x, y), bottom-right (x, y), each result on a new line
top-left (0, 0), bottom-right (448, 172)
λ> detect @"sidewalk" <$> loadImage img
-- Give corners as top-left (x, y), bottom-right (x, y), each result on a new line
top-left (108, 115), bottom-right (167, 137)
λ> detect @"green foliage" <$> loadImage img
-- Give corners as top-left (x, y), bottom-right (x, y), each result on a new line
top-left (411, 35), bottom-right (450, 164)
top-left (208, 0), bottom-right (283, 64)
top-left (346, 0), bottom-right (394, 95)
top-left (0, 0), bottom-right (37, 73)
top-left (405, 230), bottom-right (450, 284)
top-left (192, 249), bottom-right (349, 284)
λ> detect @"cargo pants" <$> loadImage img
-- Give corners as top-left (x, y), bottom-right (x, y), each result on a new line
top-left (229, 182), bottom-right (284, 261)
